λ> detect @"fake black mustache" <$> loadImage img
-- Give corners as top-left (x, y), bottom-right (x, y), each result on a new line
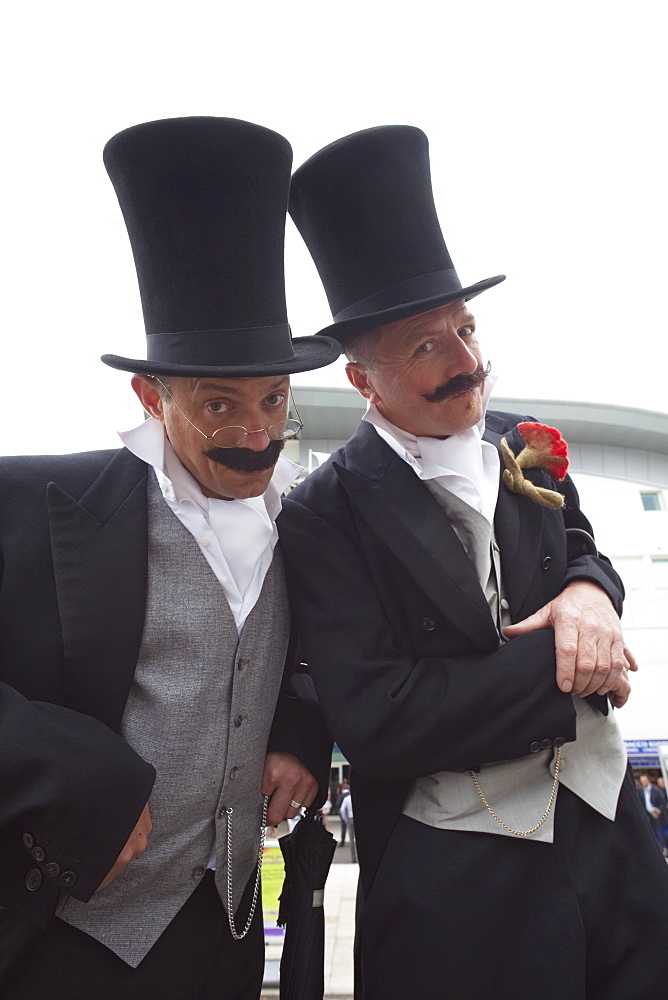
top-left (422, 361), bottom-right (492, 404)
top-left (204, 439), bottom-right (284, 472)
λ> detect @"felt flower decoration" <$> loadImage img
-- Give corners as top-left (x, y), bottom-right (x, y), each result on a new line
top-left (500, 422), bottom-right (569, 510)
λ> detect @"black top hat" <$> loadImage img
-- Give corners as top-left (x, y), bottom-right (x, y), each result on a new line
top-left (289, 125), bottom-right (505, 345)
top-left (101, 117), bottom-right (340, 377)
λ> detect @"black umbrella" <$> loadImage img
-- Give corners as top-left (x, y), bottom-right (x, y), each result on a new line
top-left (277, 808), bottom-right (337, 1000)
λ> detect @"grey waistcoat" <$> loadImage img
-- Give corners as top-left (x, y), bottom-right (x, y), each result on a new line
top-left (57, 474), bottom-right (290, 966)
top-left (402, 483), bottom-right (627, 842)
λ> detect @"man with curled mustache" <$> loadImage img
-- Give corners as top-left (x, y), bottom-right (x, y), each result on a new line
top-left (279, 125), bottom-right (668, 999)
top-left (0, 117), bottom-right (339, 999)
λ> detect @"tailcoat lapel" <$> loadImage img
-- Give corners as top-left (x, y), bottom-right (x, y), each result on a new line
top-left (47, 449), bottom-right (149, 732)
top-left (334, 423), bottom-right (499, 651)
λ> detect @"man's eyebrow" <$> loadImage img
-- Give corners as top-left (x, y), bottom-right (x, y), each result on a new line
top-left (196, 377), bottom-right (289, 395)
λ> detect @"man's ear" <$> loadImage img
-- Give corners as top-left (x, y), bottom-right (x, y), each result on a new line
top-left (131, 375), bottom-right (165, 422)
top-left (345, 362), bottom-right (378, 403)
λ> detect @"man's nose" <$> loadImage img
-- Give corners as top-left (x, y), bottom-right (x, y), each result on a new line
top-left (444, 334), bottom-right (479, 379)
top-left (243, 425), bottom-right (273, 451)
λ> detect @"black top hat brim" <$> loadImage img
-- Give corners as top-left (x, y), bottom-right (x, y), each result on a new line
top-left (311, 274), bottom-right (505, 346)
top-left (101, 333), bottom-right (341, 378)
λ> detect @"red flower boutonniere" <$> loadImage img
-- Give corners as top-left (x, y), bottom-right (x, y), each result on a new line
top-left (500, 422), bottom-right (569, 510)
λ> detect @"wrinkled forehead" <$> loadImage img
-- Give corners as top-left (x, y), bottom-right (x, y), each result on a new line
top-left (168, 374), bottom-right (290, 399)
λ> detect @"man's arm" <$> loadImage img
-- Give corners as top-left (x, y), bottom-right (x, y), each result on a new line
top-left (263, 641), bottom-right (333, 826)
top-left (279, 498), bottom-right (576, 781)
top-left (0, 682), bottom-right (155, 901)
top-left (504, 581), bottom-right (636, 706)
top-left (504, 474), bottom-right (636, 706)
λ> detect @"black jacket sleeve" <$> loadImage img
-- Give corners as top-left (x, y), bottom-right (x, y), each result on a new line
top-left (279, 497), bottom-right (577, 780)
top-left (558, 473), bottom-right (624, 613)
top-left (1, 681), bottom-right (155, 903)
top-left (266, 633), bottom-right (333, 807)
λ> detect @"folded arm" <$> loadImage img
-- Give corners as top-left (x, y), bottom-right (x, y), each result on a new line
top-left (279, 500), bottom-right (576, 781)
top-left (0, 682), bottom-right (155, 901)
top-left (505, 474), bottom-right (636, 707)
top-left (504, 580), bottom-right (636, 707)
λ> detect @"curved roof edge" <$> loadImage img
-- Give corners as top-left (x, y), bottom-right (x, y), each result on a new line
top-left (293, 386), bottom-right (668, 454)
top-left (489, 397), bottom-right (668, 454)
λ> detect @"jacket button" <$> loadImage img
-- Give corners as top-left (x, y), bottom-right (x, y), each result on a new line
top-left (541, 739), bottom-right (553, 750)
top-left (22, 833), bottom-right (34, 852)
top-left (192, 866), bottom-right (206, 879)
top-left (26, 869), bottom-right (42, 892)
top-left (529, 742), bottom-right (541, 753)
top-left (234, 714), bottom-right (243, 727)
top-left (229, 766), bottom-right (239, 779)
top-left (554, 737), bottom-right (565, 747)
top-left (60, 871), bottom-right (77, 889)
top-left (421, 617), bottom-right (436, 631)
top-left (32, 846), bottom-right (46, 863)
top-left (542, 556), bottom-right (552, 570)
top-left (45, 862), bottom-right (61, 878)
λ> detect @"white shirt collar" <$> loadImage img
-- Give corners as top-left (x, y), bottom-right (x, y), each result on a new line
top-left (362, 376), bottom-right (499, 522)
top-left (363, 375), bottom-right (495, 468)
top-left (118, 416), bottom-right (301, 522)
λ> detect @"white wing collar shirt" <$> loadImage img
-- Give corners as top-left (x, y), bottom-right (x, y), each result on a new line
top-left (120, 416), bottom-right (301, 631)
top-left (362, 375), bottom-right (500, 520)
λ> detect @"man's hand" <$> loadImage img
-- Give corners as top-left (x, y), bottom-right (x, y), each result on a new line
top-left (503, 581), bottom-right (638, 708)
top-left (96, 802), bottom-right (152, 891)
top-left (261, 752), bottom-right (319, 827)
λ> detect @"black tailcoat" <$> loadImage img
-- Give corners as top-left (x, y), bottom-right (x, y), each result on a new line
top-left (0, 447), bottom-right (328, 974)
top-left (279, 412), bottom-right (624, 899)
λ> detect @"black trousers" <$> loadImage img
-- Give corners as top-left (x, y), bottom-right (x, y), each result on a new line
top-left (360, 774), bottom-right (668, 1000)
top-left (2, 871), bottom-right (263, 1000)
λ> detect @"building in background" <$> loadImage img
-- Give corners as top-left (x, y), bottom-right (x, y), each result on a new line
top-left (286, 388), bottom-right (668, 778)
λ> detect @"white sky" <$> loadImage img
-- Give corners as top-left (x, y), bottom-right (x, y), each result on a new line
top-left (3, 0), bottom-right (666, 455)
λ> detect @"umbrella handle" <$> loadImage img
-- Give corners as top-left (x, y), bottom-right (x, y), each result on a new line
top-left (303, 805), bottom-right (323, 822)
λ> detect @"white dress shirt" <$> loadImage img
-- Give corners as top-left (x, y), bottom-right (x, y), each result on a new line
top-left (644, 784), bottom-right (656, 813)
top-left (120, 417), bottom-right (301, 631)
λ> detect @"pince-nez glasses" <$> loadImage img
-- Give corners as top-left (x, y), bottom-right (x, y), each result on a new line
top-left (151, 377), bottom-right (304, 449)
